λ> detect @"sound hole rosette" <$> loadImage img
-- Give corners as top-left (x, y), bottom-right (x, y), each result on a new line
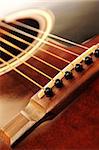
top-left (0, 9), bottom-right (54, 75)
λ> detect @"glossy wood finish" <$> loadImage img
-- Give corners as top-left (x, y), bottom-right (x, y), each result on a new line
top-left (0, 37), bottom-right (80, 127)
top-left (14, 75), bottom-right (99, 150)
top-left (15, 36), bottom-right (99, 149)
top-left (0, 35), bottom-right (99, 149)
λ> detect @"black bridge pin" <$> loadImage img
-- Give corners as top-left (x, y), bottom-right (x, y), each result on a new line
top-left (55, 79), bottom-right (63, 88)
top-left (84, 56), bottom-right (93, 65)
top-left (75, 64), bottom-right (83, 72)
top-left (94, 49), bottom-right (99, 58)
top-left (64, 71), bottom-right (73, 80)
top-left (44, 87), bottom-right (53, 97)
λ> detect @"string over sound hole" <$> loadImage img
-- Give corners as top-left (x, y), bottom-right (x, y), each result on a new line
top-left (0, 18), bottom-right (39, 63)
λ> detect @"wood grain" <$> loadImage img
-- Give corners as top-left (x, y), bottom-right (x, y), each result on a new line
top-left (14, 36), bottom-right (99, 150)
top-left (0, 35), bottom-right (99, 149)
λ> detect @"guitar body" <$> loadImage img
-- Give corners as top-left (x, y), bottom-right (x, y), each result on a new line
top-left (0, 8), bottom-right (99, 150)
top-left (14, 74), bottom-right (99, 150)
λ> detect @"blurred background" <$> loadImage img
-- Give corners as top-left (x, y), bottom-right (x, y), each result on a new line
top-left (0, 0), bottom-right (99, 43)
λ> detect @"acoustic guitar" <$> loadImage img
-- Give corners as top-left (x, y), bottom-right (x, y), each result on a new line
top-left (0, 9), bottom-right (99, 150)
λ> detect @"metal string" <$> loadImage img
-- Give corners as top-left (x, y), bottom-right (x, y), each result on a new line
top-left (15, 20), bottom-right (88, 50)
top-left (0, 56), bottom-right (43, 89)
top-left (0, 21), bottom-right (80, 57)
top-left (0, 28), bottom-right (63, 71)
top-left (0, 29), bottom-right (71, 64)
top-left (0, 45), bottom-right (52, 80)
top-left (0, 19), bottom-right (89, 91)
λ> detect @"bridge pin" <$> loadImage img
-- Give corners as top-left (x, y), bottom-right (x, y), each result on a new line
top-left (44, 87), bottom-right (53, 97)
top-left (55, 79), bottom-right (63, 88)
top-left (84, 56), bottom-right (93, 65)
top-left (64, 71), bottom-right (73, 80)
top-left (94, 49), bottom-right (99, 58)
top-left (75, 64), bottom-right (83, 72)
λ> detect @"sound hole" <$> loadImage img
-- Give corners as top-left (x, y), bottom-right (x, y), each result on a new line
top-left (0, 18), bottom-right (39, 63)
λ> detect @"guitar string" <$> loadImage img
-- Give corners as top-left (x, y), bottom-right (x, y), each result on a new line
top-left (0, 28), bottom-right (61, 72)
top-left (0, 20), bottom-right (89, 93)
top-left (0, 57), bottom-right (43, 89)
top-left (0, 21), bottom-right (80, 57)
top-left (1, 39), bottom-right (62, 80)
top-left (0, 38), bottom-right (71, 90)
top-left (15, 20), bottom-right (88, 50)
top-left (0, 45), bottom-right (52, 80)
top-left (0, 28), bottom-right (31, 45)
top-left (0, 46), bottom-right (69, 90)
top-left (0, 20), bottom-right (86, 84)
top-left (40, 47), bottom-right (70, 63)
top-left (0, 31), bottom-right (71, 64)
top-left (0, 21), bottom-right (79, 57)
